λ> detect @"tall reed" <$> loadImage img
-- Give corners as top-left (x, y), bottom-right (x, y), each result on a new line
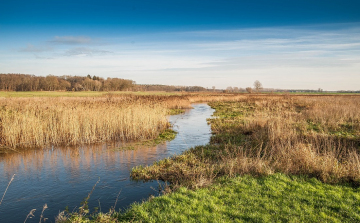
top-left (132, 95), bottom-right (360, 187)
top-left (0, 96), bottom-right (169, 148)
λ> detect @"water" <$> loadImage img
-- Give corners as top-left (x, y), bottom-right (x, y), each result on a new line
top-left (0, 103), bottom-right (214, 223)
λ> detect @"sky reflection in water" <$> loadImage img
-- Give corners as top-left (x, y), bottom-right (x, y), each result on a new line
top-left (0, 103), bottom-right (214, 222)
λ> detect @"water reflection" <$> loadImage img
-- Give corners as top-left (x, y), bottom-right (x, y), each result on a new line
top-left (0, 103), bottom-right (214, 223)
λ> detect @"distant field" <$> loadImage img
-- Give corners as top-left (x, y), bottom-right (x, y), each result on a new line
top-left (0, 91), bottom-right (358, 98)
top-left (279, 92), bottom-right (360, 95)
top-left (0, 91), bottom-right (180, 97)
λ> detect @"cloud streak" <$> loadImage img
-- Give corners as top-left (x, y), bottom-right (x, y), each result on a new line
top-left (64, 47), bottom-right (111, 56)
top-left (3, 24), bottom-right (360, 90)
top-left (50, 36), bottom-right (92, 45)
top-left (19, 44), bottom-right (53, 53)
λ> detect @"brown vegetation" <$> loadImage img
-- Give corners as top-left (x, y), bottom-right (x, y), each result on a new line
top-left (0, 93), bottom-right (249, 149)
top-left (132, 95), bottom-right (360, 188)
top-left (0, 95), bottom-right (168, 149)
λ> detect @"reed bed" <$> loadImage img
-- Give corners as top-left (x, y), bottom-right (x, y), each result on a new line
top-left (0, 95), bottom-right (170, 149)
top-left (187, 92), bottom-right (247, 103)
top-left (132, 95), bottom-right (360, 187)
top-left (0, 92), bottom-right (253, 149)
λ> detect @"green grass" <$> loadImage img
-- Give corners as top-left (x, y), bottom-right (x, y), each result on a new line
top-left (0, 91), bottom-right (179, 97)
top-left (118, 174), bottom-right (360, 222)
top-left (59, 174), bottom-right (360, 222)
top-left (167, 108), bottom-right (186, 115)
top-left (88, 173), bottom-right (357, 223)
top-left (117, 129), bottom-right (177, 150)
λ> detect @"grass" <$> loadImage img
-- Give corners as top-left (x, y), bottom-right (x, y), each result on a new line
top-left (118, 129), bottom-right (177, 150)
top-left (117, 174), bottom-right (360, 223)
top-left (55, 94), bottom-right (360, 222)
top-left (132, 96), bottom-right (360, 187)
top-left (167, 108), bottom-right (186, 115)
top-left (57, 174), bottom-right (360, 222)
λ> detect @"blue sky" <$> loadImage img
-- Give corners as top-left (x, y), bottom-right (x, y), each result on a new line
top-left (1, 0), bottom-right (360, 90)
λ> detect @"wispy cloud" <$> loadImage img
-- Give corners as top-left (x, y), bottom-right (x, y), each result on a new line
top-left (64, 47), bottom-right (111, 56)
top-left (50, 36), bottom-right (92, 45)
top-left (33, 54), bottom-right (53, 60)
top-left (19, 44), bottom-right (53, 53)
top-left (3, 24), bottom-right (360, 90)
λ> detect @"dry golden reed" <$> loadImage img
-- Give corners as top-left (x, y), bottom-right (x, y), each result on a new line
top-left (213, 95), bottom-right (360, 184)
top-left (132, 95), bottom-right (360, 187)
top-left (0, 95), bottom-right (170, 148)
top-left (0, 93), bottom-right (248, 149)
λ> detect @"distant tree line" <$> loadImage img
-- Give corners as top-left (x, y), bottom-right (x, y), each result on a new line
top-left (225, 87), bottom-right (246, 93)
top-left (134, 84), bottom-right (207, 92)
top-left (0, 73), bottom-right (135, 91)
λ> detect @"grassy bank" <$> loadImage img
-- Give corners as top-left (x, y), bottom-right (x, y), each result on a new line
top-left (116, 174), bottom-right (360, 222)
top-left (133, 95), bottom-right (360, 187)
top-left (56, 94), bottom-right (360, 222)
top-left (118, 129), bottom-right (177, 150)
top-left (57, 174), bottom-right (360, 222)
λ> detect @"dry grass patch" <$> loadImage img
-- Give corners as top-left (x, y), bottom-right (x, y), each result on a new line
top-left (132, 95), bottom-right (360, 188)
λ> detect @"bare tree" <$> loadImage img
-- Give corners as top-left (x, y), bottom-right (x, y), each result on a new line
top-left (212, 86), bottom-right (216, 92)
top-left (253, 80), bottom-right (263, 92)
top-left (246, 87), bottom-right (252, 93)
top-left (226, 86), bottom-right (233, 93)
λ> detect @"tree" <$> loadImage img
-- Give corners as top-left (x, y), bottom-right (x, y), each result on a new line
top-left (226, 86), bottom-right (233, 93)
top-left (253, 80), bottom-right (263, 92)
top-left (246, 87), bottom-right (252, 93)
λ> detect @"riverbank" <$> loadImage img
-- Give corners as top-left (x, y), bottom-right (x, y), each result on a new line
top-left (0, 103), bottom-right (215, 223)
top-left (116, 174), bottom-right (360, 222)
top-left (59, 94), bottom-right (360, 222)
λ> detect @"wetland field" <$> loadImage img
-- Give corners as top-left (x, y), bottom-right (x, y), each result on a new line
top-left (0, 92), bottom-right (360, 222)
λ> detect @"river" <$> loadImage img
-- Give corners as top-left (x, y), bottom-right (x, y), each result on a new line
top-left (0, 103), bottom-right (214, 222)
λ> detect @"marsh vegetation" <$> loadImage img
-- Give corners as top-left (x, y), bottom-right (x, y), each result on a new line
top-left (125, 95), bottom-right (360, 222)
top-left (0, 93), bottom-right (246, 150)
top-left (1, 92), bottom-right (360, 222)
top-left (133, 95), bottom-right (360, 187)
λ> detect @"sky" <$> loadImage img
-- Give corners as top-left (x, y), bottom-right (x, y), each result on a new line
top-left (1, 0), bottom-right (360, 90)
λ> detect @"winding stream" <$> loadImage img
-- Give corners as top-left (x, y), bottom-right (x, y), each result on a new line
top-left (0, 103), bottom-right (214, 222)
